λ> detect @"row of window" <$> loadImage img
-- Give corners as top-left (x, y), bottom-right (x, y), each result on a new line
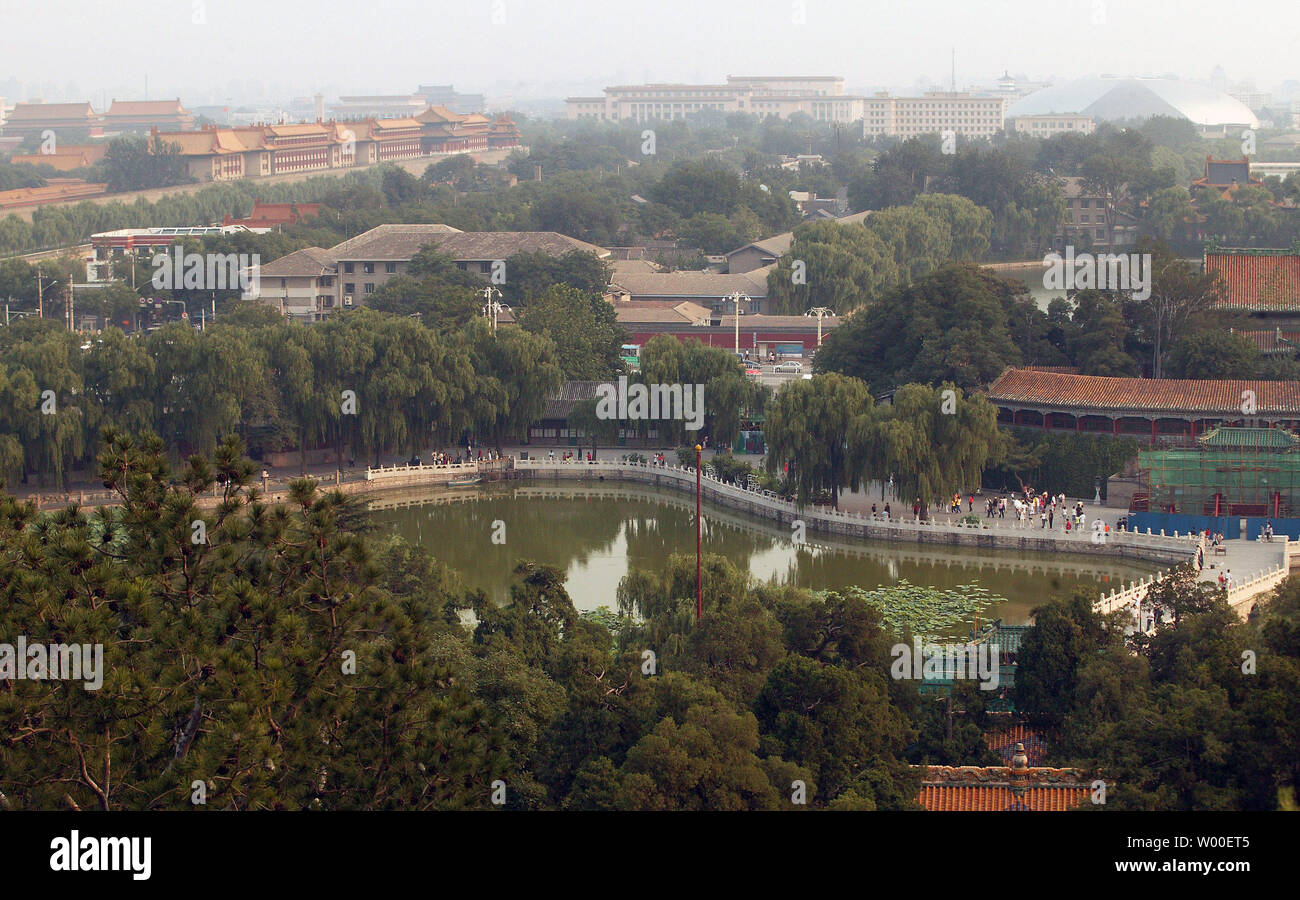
top-left (342, 262), bottom-right (398, 274)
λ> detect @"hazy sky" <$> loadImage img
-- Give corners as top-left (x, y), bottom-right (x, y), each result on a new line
top-left (1, 0), bottom-right (1295, 107)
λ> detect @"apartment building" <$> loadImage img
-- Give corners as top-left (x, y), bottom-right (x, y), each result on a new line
top-left (864, 92), bottom-right (1006, 139)
top-left (1056, 176), bottom-right (1138, 250)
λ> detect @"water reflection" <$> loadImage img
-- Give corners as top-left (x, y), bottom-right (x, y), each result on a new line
top-left (371, 483), bottom-right (1154, 624)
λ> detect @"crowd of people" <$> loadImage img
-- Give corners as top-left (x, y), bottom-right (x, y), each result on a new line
top-left (402, 446), bottom-right (506, 467)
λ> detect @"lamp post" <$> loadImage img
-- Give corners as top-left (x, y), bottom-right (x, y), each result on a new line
top-left (725, 290), bottom-right (749, 357)
top-left (481, 286), bottom-right (509, 333)
top-left (806, 306), bottom-right (834, 348)
top-left (696, 442), bottom-right (703, 624)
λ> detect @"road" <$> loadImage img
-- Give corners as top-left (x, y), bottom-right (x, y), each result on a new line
top-left (744, 361), bottom-right (808, 388)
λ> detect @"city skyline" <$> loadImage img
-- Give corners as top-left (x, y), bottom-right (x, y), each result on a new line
top-left (1, 0), bottom-right (1297, 109)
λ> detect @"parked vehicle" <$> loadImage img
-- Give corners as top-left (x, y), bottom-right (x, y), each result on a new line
top-left (774, 361), bottom-right (803, 374)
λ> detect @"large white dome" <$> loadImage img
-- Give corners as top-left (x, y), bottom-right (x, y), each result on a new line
top-left (1009, 76), bottom-right (1259, 128)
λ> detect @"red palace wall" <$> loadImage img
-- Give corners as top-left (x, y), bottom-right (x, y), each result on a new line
top-left (625, 328), bottom-right (827, 353)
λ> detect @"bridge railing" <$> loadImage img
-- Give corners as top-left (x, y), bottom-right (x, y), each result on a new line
top-left (514, 458), bottom-right (1200, 554)
top-left (365, 460), bottom-right (496, 481)
top-left (1097, 562), bottom-right (1289, 620)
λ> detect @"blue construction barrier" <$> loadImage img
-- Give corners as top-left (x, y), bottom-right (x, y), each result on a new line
top-left (1127, 511), bottom-right (1300, 541)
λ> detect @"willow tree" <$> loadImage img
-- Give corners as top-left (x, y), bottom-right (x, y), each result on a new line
top-left (764, 220), bottom-right (901, 316)
top-left (764, 373), bottom-right (873, 508)
top-left (854, 382), bottom-right (999, 519)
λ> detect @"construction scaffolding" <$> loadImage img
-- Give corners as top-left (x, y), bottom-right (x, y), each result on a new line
top-left (1138, 426), bottom-right (1300, 518)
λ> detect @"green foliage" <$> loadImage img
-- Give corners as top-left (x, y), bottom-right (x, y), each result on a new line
top-left (987, 429), bottom-right (1140, 499)
top-left (3, 426), bottom-right (1297, 809)
top-left (98, 134), bottom-right (196, 193)
top-left (1165, 328), bottom-right (1261, 379)
top-left (842, 581), bottom-right (1001, 641)
top-left (815, 264), bottom-right (1040, 391)
top-left (762, 374), bottom-right (999, 512)
top-left (518, 283), bottom-right (627, 379)
top-left (499, 250), bottom-right (612, 306)
top-left (0, 305), bottom-right (569, 486)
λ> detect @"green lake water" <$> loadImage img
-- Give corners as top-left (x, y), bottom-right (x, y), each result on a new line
top-left (371, 483), bottom-right (1154, 625)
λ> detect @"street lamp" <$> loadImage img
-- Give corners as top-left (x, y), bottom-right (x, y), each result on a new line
top-left (481, 286), bottom-right (509, 333)
top-left (36, 273), bottom-right (58, 319)
top-left (805, 307), bottom-right (834, 348)
top-left (724, 290), bottom-right (749, 357)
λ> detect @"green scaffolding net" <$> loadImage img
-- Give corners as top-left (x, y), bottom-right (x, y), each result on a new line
top-left (1139, 427), bottom-right (1300, 517)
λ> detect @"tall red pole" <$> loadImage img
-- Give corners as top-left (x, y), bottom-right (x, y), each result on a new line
top-left (696, 442), bottom-right (703, 624)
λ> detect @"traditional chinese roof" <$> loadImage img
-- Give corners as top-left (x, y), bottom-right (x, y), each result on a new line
top-left (155, 127), bottom-right (257, 155)
top-left (223, 200), bottom-right (321, 228)
top-left (915, 754), bottom-right (1092, 811)
top-left (106, 99), bottom-right (189, 117)
top-left (1235, 328), bottom-right (1300, 353)
top-left (6, 101), bottom-right (98, 123)
top-left (1021, 364), bottom-right (1081, 374)
top-left (984, 722), bottom-right (1049, 766)
top-left (1194, 157), bottom-right (1263, 189)
top-left (1205, 247), bottom-right (1300, 311)
top-left (916, 779), bottom-right (1091, 811)
top-left (986, 367), bottom-right (1300, 416)
top-left (416, 105), bottom-right (466, 124)
top-left (9, 143), bottom-right (107, 171)
top-left (1196, 425), bottom-right (1300, 450)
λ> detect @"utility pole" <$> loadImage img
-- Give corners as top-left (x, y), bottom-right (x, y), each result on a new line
top-left (36, 266), bottom-right (43, 318)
